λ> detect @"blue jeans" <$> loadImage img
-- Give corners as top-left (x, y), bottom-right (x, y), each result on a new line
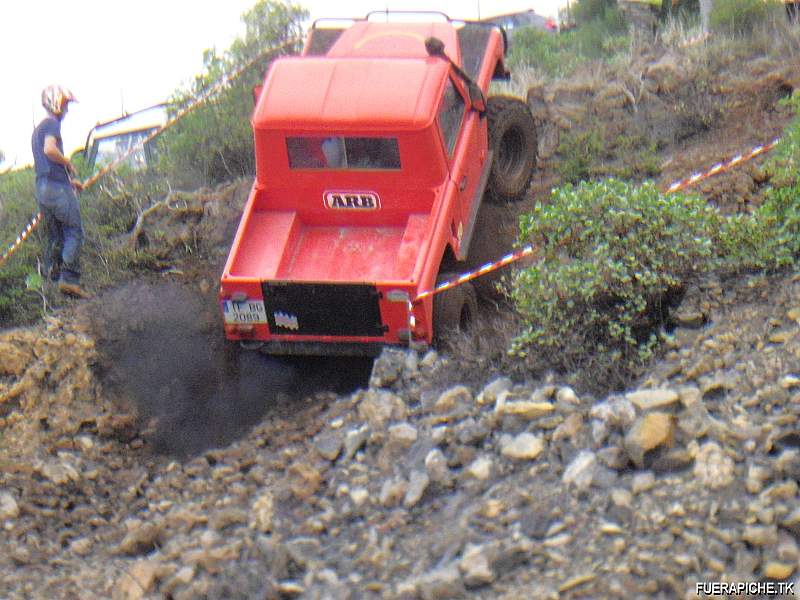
top-left (35, 179), bottom-right (83, 285)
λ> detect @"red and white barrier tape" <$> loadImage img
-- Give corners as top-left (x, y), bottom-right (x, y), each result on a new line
top-left (415, 245), bottom-right (536, 302)
top-left (0, 212), bottom-right (41, 266)
top-left (410, 135), bottom-right (784, 312)
top-left (665, 137), bottom-right (781, 193)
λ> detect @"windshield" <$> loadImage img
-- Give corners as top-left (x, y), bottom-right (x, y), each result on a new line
top-left (286, 136), bottom-right (401, 170)
top-left (89, 130), bottom-right (155, 170)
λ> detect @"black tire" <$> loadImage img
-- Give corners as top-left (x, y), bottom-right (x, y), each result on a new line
top-left (486, 96), bottom-right (538, 203)
top-left (433, 273), bottom-right (478, 343)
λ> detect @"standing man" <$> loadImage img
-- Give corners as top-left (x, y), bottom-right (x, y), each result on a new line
top-left (31, 84), bottom-right (90, 298)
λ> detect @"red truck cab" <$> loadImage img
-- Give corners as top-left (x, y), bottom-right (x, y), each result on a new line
top-left (220, 13), bottom-right (536, 355)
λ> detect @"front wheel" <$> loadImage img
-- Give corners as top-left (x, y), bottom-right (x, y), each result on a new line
top-left (486, 96), bottom-right (538, 203)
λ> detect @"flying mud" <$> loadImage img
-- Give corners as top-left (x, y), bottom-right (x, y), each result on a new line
top-left (86, 280), bottom-right (372, 456)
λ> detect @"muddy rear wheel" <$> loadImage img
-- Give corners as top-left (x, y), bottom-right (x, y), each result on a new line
top-left (433, 273), bottom-right (478, 343)
top-left (486, 96), bottom-right (538, 203)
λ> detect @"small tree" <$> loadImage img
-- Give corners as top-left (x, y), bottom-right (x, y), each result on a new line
top-left (160, 1), bottom-right (307, 187)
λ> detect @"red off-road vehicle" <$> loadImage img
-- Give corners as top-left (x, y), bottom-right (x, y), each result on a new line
top-left (219, 12), bottom-right (537, 355)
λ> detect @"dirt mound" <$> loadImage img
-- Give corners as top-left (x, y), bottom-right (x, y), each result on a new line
top-left (528, 41), bottom-right (800, 211)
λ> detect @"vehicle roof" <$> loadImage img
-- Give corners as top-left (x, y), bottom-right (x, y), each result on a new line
top-left (326, 21), bottom-right (461, 61)
top-left (253, 56), bottom-right (451, 131)
top-left (86, 104), bottom-right (168, 148)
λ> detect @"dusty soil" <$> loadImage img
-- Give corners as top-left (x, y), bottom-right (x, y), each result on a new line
top-left (2, 32), bottom-right (800, 600)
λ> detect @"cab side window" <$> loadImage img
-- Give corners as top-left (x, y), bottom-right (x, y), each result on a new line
top-left (438, 79), bottom-right (465, 158)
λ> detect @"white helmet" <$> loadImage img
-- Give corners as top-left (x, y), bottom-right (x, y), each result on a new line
top-left (41, 85), bottom-right (77, 116)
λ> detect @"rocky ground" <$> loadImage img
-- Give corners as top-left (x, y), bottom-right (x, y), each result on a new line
top-left (2, 30), bottom-right (800, 600)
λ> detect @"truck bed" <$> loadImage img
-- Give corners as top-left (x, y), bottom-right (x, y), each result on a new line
top-left (226, 210), bottom-right (430, 283)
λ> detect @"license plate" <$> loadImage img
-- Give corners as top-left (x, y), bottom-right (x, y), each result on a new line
top-left (222, 299), bottom-right (267, 324)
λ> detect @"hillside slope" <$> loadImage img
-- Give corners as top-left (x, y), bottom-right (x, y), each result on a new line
top-left (2, 33), bottom-right (800, 599)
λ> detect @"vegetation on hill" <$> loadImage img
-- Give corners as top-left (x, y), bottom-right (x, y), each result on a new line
top-left (0, 1), bottom-right (306, 327)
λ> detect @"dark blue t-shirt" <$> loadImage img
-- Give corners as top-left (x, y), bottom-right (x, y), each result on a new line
top-left (32, 116), bottom-right (69, 184)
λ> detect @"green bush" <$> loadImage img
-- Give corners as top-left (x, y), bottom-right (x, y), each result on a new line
top-left (0, 167), bottom-right (46, 326)
top-left (509, 179), bottom-right (725, 377)
top-left (745, 93), bottom-right (800, 264)
top-left (556, 127), bottom-right (605, 183)
top-left (508, 91), bottom-right (800, 381)
top-left (159, 0), bottom-right (307, 187)
top-left (507, 0), bottom-right (628, 76)
top-left (710, 0), bottom-right (784, 35)
top-left (508, 29), bottom-right (582, 77)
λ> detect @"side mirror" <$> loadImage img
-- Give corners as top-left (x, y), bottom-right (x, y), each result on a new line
top-left (425, 36), bottom-right (486, 116)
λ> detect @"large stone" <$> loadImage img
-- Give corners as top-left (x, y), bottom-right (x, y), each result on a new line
top-left (562, 451), bottom-right (598, 492)
top-left (388, 423), bottom-right (418, 448)
top-left (210, 508), bottom-right (248, 531)
top-left (693, 442), bottom-right (734, 489)
top-left (404, 471), bottom-right (430, 508)
top-left (626, 389), bottom-right (680, 411)
top-left (286, 462), bottom-right (322, 500)
top-left (379, 478), bottom-right (408, 508)
top-left (477, 377), bottom-right (513, 406)
top-left (343, 426), bottom-right (368, 460)
top-left (434, 386), bottom-right (473, 414)
top-left (114, 559), bottom-right (158, 600)
top-left (416, 563), bottom-right (465, 600)
top-left (466, 456), bottom-right (493, 481)
top-left (312, 431), bottom-right (343, 462)
top-left (38, 459), bottom-right (80, 485)
top-left (499, 401), bottom-right (555, 420)
top-left (358, 390), bottom-right (407, 429)
top-left (743, 525), bottom-right (778, 547)
top-left (763, 561), bottom-right (794, 580)
top-left (0, 492), bottom-right (20, 520)
top-left (117, 519), bottom-right (164, 556)
top-left (251, 491), bottom-right (274, 533)
top-left (590, 397), bottom-right (636, 429)
top-left (459, 544), bottom-right (495, 587)
top-left (632, 471), bottom-right (656, 494)
top-left (369, 348), bottom-right (407, 387)
top-left (425, 448), bottom-right (451, 484)
top-left (285, 537), bottom-right (322, 570)
top-left (499, 433), bottom-right (545, 460)
top-left (624, 412), bottom-right (675, 468)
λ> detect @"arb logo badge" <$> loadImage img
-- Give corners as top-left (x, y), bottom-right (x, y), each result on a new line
top-left (323, 191), bottom-right (381, 210)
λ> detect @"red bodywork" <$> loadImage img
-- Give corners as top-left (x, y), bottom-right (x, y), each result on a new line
top-left (220, 15), bottom-right (506, 355)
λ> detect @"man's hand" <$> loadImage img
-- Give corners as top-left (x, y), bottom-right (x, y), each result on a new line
top-left (70, 178), bottom-right (84, 192)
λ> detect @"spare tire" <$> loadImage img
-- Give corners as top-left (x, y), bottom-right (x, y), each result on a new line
top-left (486, 96), bottom-right (538, 203)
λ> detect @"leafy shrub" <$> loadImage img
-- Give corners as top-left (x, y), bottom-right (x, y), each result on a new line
top-left (556, 127), bottom-right (605, 183)
top-left (508, 179), bottom-right (724, 379)
top-left (508, 29), bottom-right (582, 77)
top-left (0, 167), bottom-right (46, 325)
top-left (159, 0), bottom-right (307, 187)
top-left (507, 0), bottom-right (627, 77)
top-left (745, 92), bottom-right (800, 264)
top-left (710, 0), bottom-right (783, 35)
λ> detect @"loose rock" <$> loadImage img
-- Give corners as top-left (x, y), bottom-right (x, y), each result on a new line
top-left (497, 432), bottom-right (543, 460)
